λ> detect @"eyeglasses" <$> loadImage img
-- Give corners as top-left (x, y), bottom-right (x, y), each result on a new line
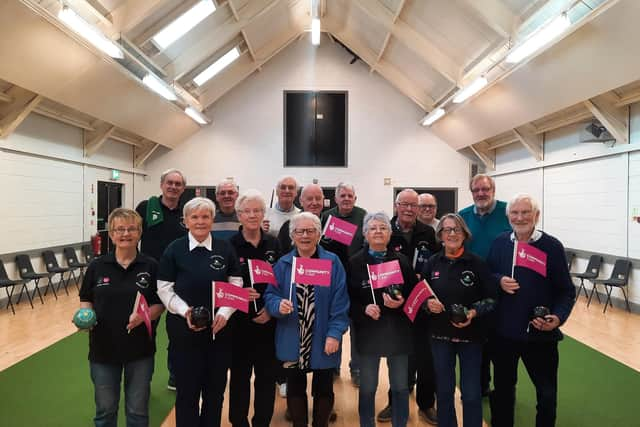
top-left (163, 180), bottom-right (184, 187)
top-left (112, 227), bottom-right (139, 235)
top-left (368, 225), bottom-right (389, 232)
top-left (442, 227), bottom-right (463, 235)
top-left (397, 202), bottom-right (418, 209)
top-left (218, 191), bottom-right (237, 196)
top-left (240, 208), bottom-right (264, 215)
top-left (279, 185), bottom-right (296, 191)
top-left (471, 186), bottom-right (492, 194)
top-left (418, 204), bottom-right (436, 210)
top-left (293, 228), bottom-right (317, 236)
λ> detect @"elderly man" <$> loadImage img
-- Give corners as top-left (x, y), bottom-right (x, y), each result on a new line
top-left (135, 168), bottom-right (187, 391)
top-left (212, 179), bottom-right (241, 240)
top-left (487, 194), bottom-right (575, 427)
top-left (321, 183), bottom-right (367, 257)
top-left (264, 176), bottom-right (301, 237)
top-left (459, 174), bottom-right (511, 396)
top-left (417, 193), bottom-right (439, 230)
top-left (377, 189), bottom-right (439, 424)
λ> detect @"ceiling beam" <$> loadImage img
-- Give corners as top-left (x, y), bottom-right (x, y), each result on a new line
top-left (352, 0), bottom-right (461, 84)
top-left (371, 0), bottom-right (406, 73)
top-left (84, 123), bottom-right (115, 156)
top-left (0, 88), bottom-right (42, 139)
top-left (513, 125), bottom-right (543, 161)
top-left (33, 104), bottom-right (96, 131)
top-left (110, 0), bottom-right (175, 35)
top-left (228, 0), bottom-right (260, 70)
top-left (470, 144), bottom-right (495, 171)
top-left (134, 142), bottom-right (160, 167)
top-left (583, 94), bottom-right (629, 144)
top-left (457, 0), bottom-right (516, 38)
top-left (0, 91), bottom-right (12, 103)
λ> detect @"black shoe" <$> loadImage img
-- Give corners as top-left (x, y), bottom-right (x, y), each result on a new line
top-left (377, 404), bottom-right (392, 422)
top-left (167, 376), bottom-right (176, 391)
top-left (329, 410), bottom-right (337, 423)
top-left (351, 372), bottom-right (360, 387)
top-left (419, 407), bottom-right (438, 425)
top-left (285, 408), bottom-right (292, 421)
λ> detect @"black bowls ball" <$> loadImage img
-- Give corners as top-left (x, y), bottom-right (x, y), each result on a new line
top-left (450, 304), bottom-right (468, 324)
top-left (531, 305), bottom-right (550, 320)
top-left (384, 284), bottom-right (403, 300)
top-left (191, 306), bottom-right (211, 328)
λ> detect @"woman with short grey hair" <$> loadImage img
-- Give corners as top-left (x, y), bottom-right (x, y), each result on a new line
top-left (288, 211), bottom-right (322, 241)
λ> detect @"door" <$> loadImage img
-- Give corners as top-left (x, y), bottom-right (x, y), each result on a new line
top-left (97, 181), bottom-right (123, 254)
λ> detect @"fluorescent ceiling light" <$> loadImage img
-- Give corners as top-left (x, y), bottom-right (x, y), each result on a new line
top-left (193, 47), bottom-right (241, 86)
top-left (185, 107), bottom-right (210, 125)
top-left (453, 77), bottom-right (488, 104)
top-left (422, 108), bottom-right (446, 126)
top-left (58, 6), bottom-right (124, 59)
top-left (152, 0), bottom-right (216, 49)
top-left (506, 14), bottom-right (571, 64)
top-left (142, 74), bottom-right (177, 101)
top-left (311, 18), bottom-right (321, 46)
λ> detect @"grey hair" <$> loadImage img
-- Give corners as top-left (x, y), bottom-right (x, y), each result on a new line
top-left (183, 197), bottom-right (216, 218)
top-left (160, 168), bottom-right (186, 186)
top-left (435, 213), bottom-right (472, 242)
top-left (469, 174), bottom-right (495, 191)
top-left (418, 193), bottom-right (437, 204)
top-left (506, 193), bottom-right (540, 221)
top-left (276, 175), bottom-right (298, 189)
top-left (362, 211), bottom-right (391, 234)
top-left (216, 179), bottom-right (239, 194)
top-left (395, 188), bottom-right (419, 203)
top-left (300, 183), bottom-right (324, 199)
top-left (289, 212), bottom-right (322, 240)
top-left (235, 189), bottom-right (266, 213)
top-left (335, 182), bottom-right (356, 196)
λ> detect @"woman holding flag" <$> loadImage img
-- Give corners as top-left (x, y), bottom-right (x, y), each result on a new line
top-left (228, 190), bottom-right (281, 427)
top-left (79, 208), bottom-right (164, 427)
top-left (347, 211), bottom-right (418, 427)
top-left (157, 197), bottom-right (243, 427)
top-left (264, 211), bottom-right (349, 427)
top-left (421, 213), bottom-right (497, 427)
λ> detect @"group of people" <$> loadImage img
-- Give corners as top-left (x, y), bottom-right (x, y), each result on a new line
top-left (78, 170), bottom-right (575, 427)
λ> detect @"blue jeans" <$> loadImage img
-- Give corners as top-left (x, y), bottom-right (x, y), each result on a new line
top-left (349, 320), bottom-right (360, 375)
top-left (90, 357), bottom-right (154, 427)
top-left (430, 339), bottom-right (483, 427)
top-left (359, 354), bottom-right (409, 427)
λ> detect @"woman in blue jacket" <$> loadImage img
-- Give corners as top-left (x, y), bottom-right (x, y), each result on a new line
top-left (264, 212), bottom-right (349, 427)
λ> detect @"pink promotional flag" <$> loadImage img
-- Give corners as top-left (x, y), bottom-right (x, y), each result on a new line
top-left (212, 281), bottom-right (251, 313)
top-left (367, 260), bottom-right (404, 289)
top-left (292, 257), bottom-right (332, 286)
top-left (248, 259), bottom-right (277, 286)
top-left (131, 291), bottom-right (153, 338)
top-left (322, 215), bottom-right (358, 246)
top-left (403, 280), bottom-right (436, 323)
top-left (513, 241), bottom-right (547, 277)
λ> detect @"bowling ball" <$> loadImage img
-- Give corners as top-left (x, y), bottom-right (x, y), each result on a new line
top-left (531, 305), bottom-right (550, 320)
top-left (191, 306), bottom-right (211, 328)
top-left (73, 308), bottom-right (97, 329)
top-left (450, 304), bottom-right (468, 324)
top-left (384, 284), bottom-right (403, 300)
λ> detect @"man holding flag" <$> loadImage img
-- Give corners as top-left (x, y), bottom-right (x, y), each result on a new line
top-left (487, 194), bottom-right (575, 427)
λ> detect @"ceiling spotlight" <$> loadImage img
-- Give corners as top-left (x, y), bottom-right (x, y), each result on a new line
top-left (422, 108), bottom-right (446, 126)
top-left (58, 6), bottom-right (123, 59)
top-left (453, 77), bottom-right (488, 104)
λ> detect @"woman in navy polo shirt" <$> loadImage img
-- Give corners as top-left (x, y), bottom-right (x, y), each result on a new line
top-left (79, 208), bottom-right (164, 427)
top-left (157, 197), bottom-right (242, 427)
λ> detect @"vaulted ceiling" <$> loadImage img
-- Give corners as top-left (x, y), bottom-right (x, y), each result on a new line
top-left (0, 0), bottom-right (637, 168)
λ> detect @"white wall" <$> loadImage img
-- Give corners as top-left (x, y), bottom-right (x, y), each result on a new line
top-left (139, 34), bottom-right (473, 214)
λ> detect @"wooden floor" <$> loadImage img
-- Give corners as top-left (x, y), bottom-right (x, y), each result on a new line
top-left (1, 284), bottom-right (639, 426)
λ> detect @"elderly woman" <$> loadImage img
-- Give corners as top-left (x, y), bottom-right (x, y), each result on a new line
top-left (422, 213), bottom-right (497, 427)
top-left (264, 212), bottom-right (349, 427)
top-left (79, 208), bottom-right (164, 427)
top-left (228, 190), bottom-right (281, 427)
top-left (348, 211), bottom-right (417, 427)
top-left (487, 194), bottom-right (575, 427)
top-left (157, 197), bottom-right (242, 427)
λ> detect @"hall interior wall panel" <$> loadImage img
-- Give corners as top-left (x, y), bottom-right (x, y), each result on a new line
top-left (493, 141), bottom-right (541, 175)
top-left (627, 151), bottom-right (640, 259)
top-left (1, 114), bottom-right (83, 160)
top-left (494, 168), bottom-right (543, 222)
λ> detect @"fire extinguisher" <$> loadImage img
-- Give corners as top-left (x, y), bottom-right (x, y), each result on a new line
top-left (91, 234), bottom-right (102, 256)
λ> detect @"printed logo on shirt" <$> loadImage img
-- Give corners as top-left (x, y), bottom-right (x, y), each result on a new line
top-left (210, 255), bottom-right (227, 271)
top-left (431, 271), bottom-right (440, 281)
top-left (264, 250), bottom-right (278, 265)
top-left (96, 277), bottom-right (111, 287)
top-left (416, 241), bottom-right (430, 251)
top-left (360, 279), bottom-right (371, 289)
top-left (393, 245), bottom-right (402, 253)
top-left (239, 257), bottom-right (246, 265)
top-left (136, 272), bottom-right (151, 289)
top-left (460, 271), bottom-right (476, 287)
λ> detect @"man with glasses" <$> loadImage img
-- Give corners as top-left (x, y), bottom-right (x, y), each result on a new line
top-left (135, 168), bottom-right (187, 391)
top-left (264, 176), bottom-right (300, 238)
top-left (378, 189), bottom-right (439, 424)
top-left (417, 193), bottom-right (439, 230)
top-left (459, 174), bottom-right (512, 398)
top-left (212, 179), bottom-right (241, 240)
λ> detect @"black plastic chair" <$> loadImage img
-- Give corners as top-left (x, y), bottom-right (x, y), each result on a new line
top-left (63, 247), bottom-right (86, 290)
top-left (15, 254), bottom-right (47, 307)
top-left (571, 254), bottom-right (602, 301)
top-left (590, 259), bottom-right (632, 313)
top-left (82, 244), bottom-right (96, 264)
top-left (0, 259), bottom-right (25, 314)
top-left (565, 250), bottom-right (575, 271)
top-left (43, 251), bottom-right (70, 296)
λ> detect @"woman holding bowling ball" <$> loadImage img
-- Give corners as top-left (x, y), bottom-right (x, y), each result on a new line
top-left (347, 211), bottom-right (418, 427)
top-left (421, 213), bottom-right (497, 427)
top-left (79, 208), bottom-right (164, 427)
top-left (157, 197), bottom-right (242, 427)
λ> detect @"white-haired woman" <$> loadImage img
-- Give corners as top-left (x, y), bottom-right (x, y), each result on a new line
top-left (157, 197), bottom-right (242, 427)
top-left (264, 212), bottom-right (349, 427)
top-left (348, 211), bottom-right (418, 427)
top-left (228, 190), bottom-right (281, 427)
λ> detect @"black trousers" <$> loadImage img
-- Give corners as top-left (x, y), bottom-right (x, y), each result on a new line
top-left (286, 368), bottom-right (334, 427)
top-left (490, 338), bottom-right (559, 427)
top-left (229, 329), bottom-right (278, 427)
top-left (172, 342), bottom-right (231, 427)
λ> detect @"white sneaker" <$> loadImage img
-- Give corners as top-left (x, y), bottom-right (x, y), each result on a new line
top-left (278, 382), bottom-right (287, 398)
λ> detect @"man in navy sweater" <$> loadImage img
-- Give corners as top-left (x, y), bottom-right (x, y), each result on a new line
top-left (487, 194), bottom-right (575, 427)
